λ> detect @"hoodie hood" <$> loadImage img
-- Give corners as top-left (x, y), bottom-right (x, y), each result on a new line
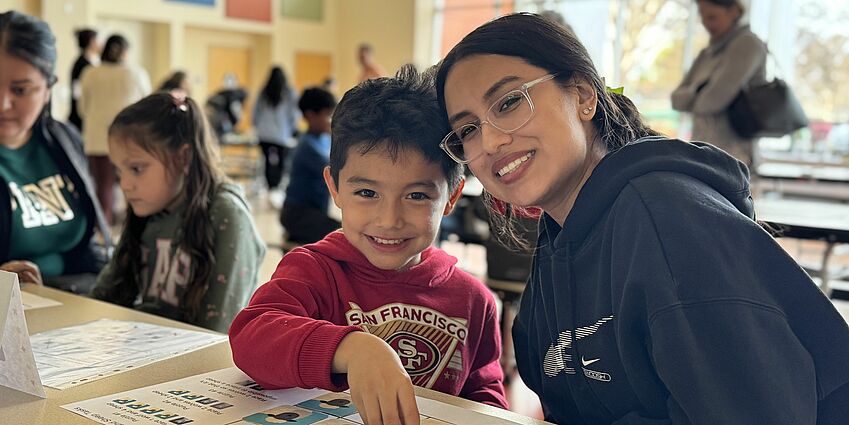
top-left (303, 230), bottom-right (459, 288)
top-left (551, 137), bottom-right (752, 246)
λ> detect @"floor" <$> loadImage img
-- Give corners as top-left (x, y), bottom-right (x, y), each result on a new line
top-left (245, 189), bottom-right (849, 421)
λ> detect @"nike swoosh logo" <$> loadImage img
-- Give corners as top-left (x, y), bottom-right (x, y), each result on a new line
top-left (581, 356), bottom-right (600, 367)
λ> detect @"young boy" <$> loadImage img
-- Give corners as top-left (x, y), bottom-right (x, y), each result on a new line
top-left (230, 66), bottom-right (508, 423)
top-left (280, 87), bottom-right (340, 244)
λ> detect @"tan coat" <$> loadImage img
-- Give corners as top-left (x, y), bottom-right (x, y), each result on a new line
top-left (672, 24), bottom-right (767, 166)
top-left (79, 62), bottom-right (151, 155)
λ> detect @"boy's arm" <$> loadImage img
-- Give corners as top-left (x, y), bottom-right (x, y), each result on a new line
top-left (459, 293), bottom-right (509, 409)
top-left (228, 251), bottom-right (361, 391)
top-left (197, 190), bottom-right (266, 333)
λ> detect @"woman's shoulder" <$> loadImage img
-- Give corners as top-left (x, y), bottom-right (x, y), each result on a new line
top-left (727, 28), bottom-right (767, 54)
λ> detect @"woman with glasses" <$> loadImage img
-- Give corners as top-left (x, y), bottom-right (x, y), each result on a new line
top-left (436, 13), bottom-right (849, 425)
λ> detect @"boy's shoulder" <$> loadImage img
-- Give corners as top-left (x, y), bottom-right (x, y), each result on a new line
top-left (427, 246), bottom-right (497, 303)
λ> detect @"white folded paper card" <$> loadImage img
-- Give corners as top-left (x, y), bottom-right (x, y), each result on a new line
top-left (0, 270), bottom-right (45, 398)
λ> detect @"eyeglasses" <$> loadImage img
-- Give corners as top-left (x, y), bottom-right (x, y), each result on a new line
top-left (440, 73), bottom-right (559, 164)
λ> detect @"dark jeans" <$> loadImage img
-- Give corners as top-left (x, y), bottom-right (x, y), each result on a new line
top-left (280, 201), bottom-right (341, 244)
top-left (259, 141), bottom-right (291, 189)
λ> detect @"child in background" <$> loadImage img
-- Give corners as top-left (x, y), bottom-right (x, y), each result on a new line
top-left (230, 66), bottom-right (507, 425)
top-left (279, 87), bottom-right (340, 244)
top-left (92, 93), bottom-right (265, 333)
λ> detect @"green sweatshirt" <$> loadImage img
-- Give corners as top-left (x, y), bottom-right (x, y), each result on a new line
top-left (93, 183), bottom-right (265, 333)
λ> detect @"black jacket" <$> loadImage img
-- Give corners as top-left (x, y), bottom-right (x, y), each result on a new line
top-left (514, 137), bottom-right (849, 424)
top-left (0, 116), bottom-right (110, 275)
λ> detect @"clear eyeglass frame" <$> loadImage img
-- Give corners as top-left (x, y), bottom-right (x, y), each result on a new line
top-left (440, 73), bottom-right (560, 164)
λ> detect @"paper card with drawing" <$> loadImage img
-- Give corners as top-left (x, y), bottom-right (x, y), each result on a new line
top-left (0, 271), bottom-right (45, 398)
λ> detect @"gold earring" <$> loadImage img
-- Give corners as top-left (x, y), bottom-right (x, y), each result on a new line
top-left (582, 107), bottom-right (592, 115)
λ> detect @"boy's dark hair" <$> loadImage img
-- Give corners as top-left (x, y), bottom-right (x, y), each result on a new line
top-left (107, 92), bottom-right (225, 323)
top-left (298, 87), bottom-right (336, 115)
top-left (330, 64), bottom-right (462, 192)
top-left (76, 28), bottom-right (97, 49)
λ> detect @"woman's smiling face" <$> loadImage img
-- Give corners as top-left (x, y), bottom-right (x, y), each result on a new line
top-left (443, 54), bottom-right (604, 223)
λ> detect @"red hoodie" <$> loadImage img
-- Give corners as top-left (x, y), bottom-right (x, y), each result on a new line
top-left (229, 231), bottom-right (507, 408)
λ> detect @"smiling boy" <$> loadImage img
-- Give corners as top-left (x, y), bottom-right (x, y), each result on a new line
top-left (229, 66), bottom-right (507, 425)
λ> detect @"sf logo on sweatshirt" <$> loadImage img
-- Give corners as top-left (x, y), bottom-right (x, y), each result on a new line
top-left (543, 315), bottom-right (614, 382)
top-left (346, 302), bottom-right (468, 389)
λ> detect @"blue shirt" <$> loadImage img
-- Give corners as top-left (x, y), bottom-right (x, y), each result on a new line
top-left (285, 132), bottom-right (331, 211)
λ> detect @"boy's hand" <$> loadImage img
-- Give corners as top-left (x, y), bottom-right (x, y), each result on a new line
top-left (0, 260), bottom-right (43, 286)
top-left (333, 332), bottom-right (420, 425)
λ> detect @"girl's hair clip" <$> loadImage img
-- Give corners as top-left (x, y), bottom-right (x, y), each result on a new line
top-left (170, 90), bottom-right (189, 111)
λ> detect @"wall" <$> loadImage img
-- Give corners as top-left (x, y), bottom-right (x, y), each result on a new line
top-left (183, 26), bottom-right (270, 104)
top-left (335, 0), bottom-right (417, 91)
top-left (31, 0), bottom-right (422, 119)
top-left (2, 0), bottom-right (40, 15)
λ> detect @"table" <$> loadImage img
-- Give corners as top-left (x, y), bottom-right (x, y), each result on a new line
top-left (756, 162), bottom-right (849, 200)
top-left (1, 286), bottom-right (551, 425)
top-left (755, 197), bottom-right (849, 296)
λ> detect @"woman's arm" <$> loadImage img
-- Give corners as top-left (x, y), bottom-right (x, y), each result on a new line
top-left (690, 35), bottom-right (767, 115)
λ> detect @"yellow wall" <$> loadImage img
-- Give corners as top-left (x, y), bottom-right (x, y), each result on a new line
top-left (2, 0), bottom-right (40, 16)
top-left (27, 0), bottom-right (428, 120)
top-left (335, 0), bottom-right (417, 91)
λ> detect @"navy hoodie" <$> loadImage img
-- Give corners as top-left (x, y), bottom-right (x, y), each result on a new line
top-left (513, 137), bottom-right (849, 425)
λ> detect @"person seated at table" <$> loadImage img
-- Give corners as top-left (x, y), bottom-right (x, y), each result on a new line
top-left (279, 87), bottom-right (340, 244)
top-left (0, 11), bottom-right (110, 292)
top-left (230, 66), bottom-right (508, 425)
top-left (91, 93), bottom-right (265, 333)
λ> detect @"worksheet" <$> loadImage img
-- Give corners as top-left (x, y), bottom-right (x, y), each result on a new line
top-left (31, 319), bottom-right (227, 389)
top-left (63, 367), bottom-right (521, 425)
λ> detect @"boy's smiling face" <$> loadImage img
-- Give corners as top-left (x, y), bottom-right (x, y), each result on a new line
top-left (324, 145), bottom-right (463, 271)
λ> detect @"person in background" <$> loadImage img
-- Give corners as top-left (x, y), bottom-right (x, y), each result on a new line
top-left (437, 12), bottom-right (849, 425)
top-left (205, 73), bottom-right (248, 139)
top-left (0, 11), bottom-right (109, 292)
top-left (230, 67), bottom-right (506, 425)
top-left (91, 93), bottom-right (265, 333)
top-left (671, 0), bottom-right (766, 168)
top-left (158, 70), bottom-right (191, 96)
top-left (321, 76), bottom-right (338, 96)
top-left (279, 87), bottom-right (340, 244)
top-left (253, 66), bottom-right (299, 209)
top-left (79, 33), bottom-right (151, 225)
top-left (68, 27), bottom-right (99, 132)
top-left (357, 43), bottom-right (386, 83)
